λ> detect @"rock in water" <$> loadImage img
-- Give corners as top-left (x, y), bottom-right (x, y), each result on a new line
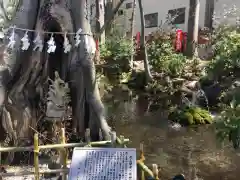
top-left (173, 174), bottom-right (185, 180)
top-left (202, 83), bottom-right (221, 107)
top-left (185, 80), bottom-right (199, 90)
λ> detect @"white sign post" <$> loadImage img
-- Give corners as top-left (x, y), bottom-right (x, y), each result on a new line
top-left (68, 147), bottom-right (137, 180)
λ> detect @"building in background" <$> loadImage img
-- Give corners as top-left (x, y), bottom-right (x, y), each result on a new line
top-left (88, 0), bottom-right (240, 37)
top-left (109, 0), bottom-right (135, 37)
top-left (114, 0), bottom-right (240, 35)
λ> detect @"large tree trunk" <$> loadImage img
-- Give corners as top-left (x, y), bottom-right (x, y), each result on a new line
top-left (0, 0), bottom-right (39, 163)
top-left (95, 0), bottom-right (105, 43)
top-left (0, 0), bottom-right (111, 164)
top-left (69, 0), bottom-right (111, 141)
top-left (137, 0), bottom-right (153, 82)
top-left (186, 0), bottom-right (200, 57)
top-left (104, 0), bottom-right (113, 36)
top-left (204, 0), bottom-right (214, 30)
top-left (129, 0), bottom-right (136, 69)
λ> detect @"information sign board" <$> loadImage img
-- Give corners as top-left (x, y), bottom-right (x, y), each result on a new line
top-left (68, 147), bottom-right (137, 180)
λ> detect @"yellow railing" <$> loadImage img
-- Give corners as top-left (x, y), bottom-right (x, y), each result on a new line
top-left (0, 128), bottom-right (159, 179)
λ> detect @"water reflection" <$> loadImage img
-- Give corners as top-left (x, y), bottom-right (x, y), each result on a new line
top-left (104, 87), bottom-right (240, 180)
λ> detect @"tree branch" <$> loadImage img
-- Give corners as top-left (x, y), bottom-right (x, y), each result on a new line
top-left (96, 0), bottom-right (126, 38)
top-left (0, 0), bottom-right (10, 22)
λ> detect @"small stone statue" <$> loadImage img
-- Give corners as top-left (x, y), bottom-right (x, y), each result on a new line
top-left (46, 71), bottom-right (70, 119)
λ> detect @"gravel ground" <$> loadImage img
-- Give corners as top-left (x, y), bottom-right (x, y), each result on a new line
top-left (2, 164), bottom-right (70, 180)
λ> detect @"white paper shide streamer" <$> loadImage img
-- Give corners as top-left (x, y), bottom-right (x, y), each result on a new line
top-left (8, 27), bottom-right (16, 49)
top-left (63, 33), bottom-right (71, 53)
top-left (47, 34), bottom-right (56, 53)
top-left (6, 26), bottom-right (87, 52)
top-left (21, 31), bottom-right (30, 50)
top-left (75, 28), bottom-right (82, 47)
top-left (33, 33), bottom-right (43, 52)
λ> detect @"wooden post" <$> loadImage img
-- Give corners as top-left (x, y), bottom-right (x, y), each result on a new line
top-left (152, 164), bottom-right (159, 179)
top-left (110, 131), bottom-right (117, 147)
top-left (60, 128), bottom-right (67, 180)
top-left (139, 143), bottom-right (145, 180)
top-left (34, 133), bottom-right (39, 180)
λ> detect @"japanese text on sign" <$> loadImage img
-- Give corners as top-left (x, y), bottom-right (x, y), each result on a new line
top-left (69, 147), bottom-right (137, 180)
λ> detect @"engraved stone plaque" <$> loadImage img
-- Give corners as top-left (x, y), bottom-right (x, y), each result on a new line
top-left (69, 147), bottom-right (137, 180)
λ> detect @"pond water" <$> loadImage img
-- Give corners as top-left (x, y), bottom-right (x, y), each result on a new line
top-left (104, 87), bottom-right (240, 180)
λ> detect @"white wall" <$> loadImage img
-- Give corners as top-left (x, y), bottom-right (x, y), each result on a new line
top-left (114, 0), bottom-right (240, 35)
top-left (89, 0), bottom-right (240, 36)
top-left (133, 0), bottom-right (207, 34)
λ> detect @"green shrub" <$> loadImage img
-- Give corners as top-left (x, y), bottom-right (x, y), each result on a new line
top-left (99, 37), bottom-right (135, 73)
top-left (215, 93), bottom-right (240, 149)
top-left (169, 106), bottom-right (213, 126)
top-left (206, 27), bottom-right (240, 79)
top-left (146, 30), bottom-right (187, 77)
top-left (100, 37), bottom-right (134, 62)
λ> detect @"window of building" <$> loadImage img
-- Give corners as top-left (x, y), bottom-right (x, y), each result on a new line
top-left (168, 7), bottom-right (186, 24)
top-left (144, 12), bottom-right (158, 28)
top-left (126, 2), bottom-right (133, 9)
top-left (118, 9), bottom-right (124, 16)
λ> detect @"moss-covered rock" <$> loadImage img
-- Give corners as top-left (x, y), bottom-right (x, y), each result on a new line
top-left (169, 106), bottom-right (213, 126)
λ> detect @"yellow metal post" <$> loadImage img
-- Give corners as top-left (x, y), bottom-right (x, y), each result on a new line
top-left (60, 128), bottom-right (68, 180)
top-left (34, 133), bottom-right (39, 180)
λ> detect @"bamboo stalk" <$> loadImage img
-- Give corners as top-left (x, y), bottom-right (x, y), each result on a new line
top-left (60, 128), bottom-right (67, 180)
top-left (0, 146), bottom-right (32, 152)
top-left (137, 160), bottom-right (154, 178)
top-left (111, 131), bottom-right (116, 147)
top-left (99, 129), bottom-right (103, 141)
top-left (85, 128), bottom-right (91, 145)
top-left (0, 139), bottom-right (130, 152)
top-left (0, 168), bottom-right (69, 177)
top-left (116, 136), bottom-right (127, 148)
top-left (152, 164), bottom-right (159, 179)
top-left (34, 133), bottom-right (39, 180)
top-left (139, 143), bottom-right (145, 180)
top-left (119, 135), bottom-right (125, 148)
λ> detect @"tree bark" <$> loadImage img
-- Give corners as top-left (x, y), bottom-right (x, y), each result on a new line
top-left (97, 0), bottom-right (126, 38)
top-left (129, 0), bottom-right (136, 69)
top-left (137, 0), bottom-right (153, 82)
top-left (0, 0), bottom-right (112, 164)
top-left (95, 0), bottom-right (105, 43)
top-left (0, 0), bottom-right (40, 163)
top-left (204, 0), bottom-right (214, 30)
top-left (104, 0), bottom-right (113, 36)
top-left (186, 0), bottom-right (200, 57)
top-left (70, 0), bottom-right (111, 140)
